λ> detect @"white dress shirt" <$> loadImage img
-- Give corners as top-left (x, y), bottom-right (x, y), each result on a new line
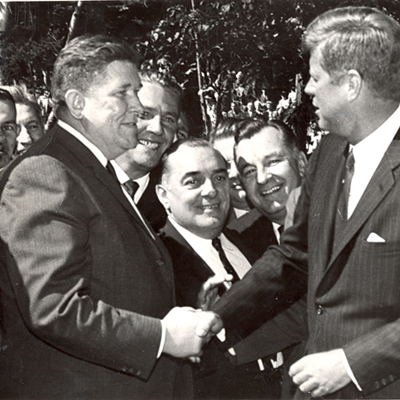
top-left (168, 216), bottom-right (253, 279)
top-left (348, 104), bottom-right (400, 217)
top-left (133, 173), bottom-right (150, 204)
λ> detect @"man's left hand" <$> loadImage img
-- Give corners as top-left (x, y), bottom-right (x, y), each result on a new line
top-left (289, 349), bottom-right (351, 397)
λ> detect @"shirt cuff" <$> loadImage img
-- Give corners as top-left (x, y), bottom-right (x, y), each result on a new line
top-left (158, 319), bottom-right (166, 358)
top-left (340, 348), bottom-right (362, 391)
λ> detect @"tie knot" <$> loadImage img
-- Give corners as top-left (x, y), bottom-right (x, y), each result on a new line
top-left (123, 180), bottom-right (139, 199)
top-left (211, 237), bottom-right (222, 252)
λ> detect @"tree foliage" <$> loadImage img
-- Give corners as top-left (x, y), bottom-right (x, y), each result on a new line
top-left (2, 0), bottom-right (400, 140)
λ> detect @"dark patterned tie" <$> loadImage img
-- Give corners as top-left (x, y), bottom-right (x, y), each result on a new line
top-left (212, 237), bottom-right (240, 283)
top-left (335, 147), bottom-right (355, 236)
top-left (123, 180), bottom-right (139, 202)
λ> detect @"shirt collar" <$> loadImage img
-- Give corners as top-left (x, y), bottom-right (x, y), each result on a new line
top-left (110, 160), bottom-right (130, 185)
top-left (57, 119), bottom-right (108, 167)
top-left (168, 216), bottom-right (216, 247)
top-left (352, 103), bottom-right (400, 160)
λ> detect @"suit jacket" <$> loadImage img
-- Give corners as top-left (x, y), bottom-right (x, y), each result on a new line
top-left (214, 131), bottom-right (400, 398)
top-left (226, 207), bottom-right (277, 256)
top-left (0, 124), bottom-right (191, 399)
top-left (137, 167), bottom-right (167, 233)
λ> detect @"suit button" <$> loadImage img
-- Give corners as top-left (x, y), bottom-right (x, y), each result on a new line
top-left (375, 381), bottom-right (380, 389)
top-left (316, 305), bottom-right (323, 315)
top-left (382, 378), bottom-right (387, 386)
top-left (389, 375), bottom-right (395, 382)
top-left (136, 370), bottom-right (142, 376)
top-left (156, 259), bottom-right (164, 266)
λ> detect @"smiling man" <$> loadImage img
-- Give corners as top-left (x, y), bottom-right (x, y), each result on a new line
top-left (156, 138), bottom-right (301, 399)
top-left (116, 70), bottom-right (182, 231)
top-left (235, 118), bottom-right (306, 228)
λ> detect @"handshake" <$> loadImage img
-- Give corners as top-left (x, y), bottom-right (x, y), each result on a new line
top-left (162, 275), bottom-right (231, 358)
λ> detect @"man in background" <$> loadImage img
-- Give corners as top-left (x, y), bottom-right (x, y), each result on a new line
top-left (157, 139), bottom-right (306, 399)
top-left (1, 84), bottom-right (45, 155)
top-left (116, 70), bottom-right (182, 231)
top-left (0, 88), bottom-right (19, 169)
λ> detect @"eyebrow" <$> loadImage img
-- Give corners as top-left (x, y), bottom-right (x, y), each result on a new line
top-left (181, 167), bottom-right (228, 180)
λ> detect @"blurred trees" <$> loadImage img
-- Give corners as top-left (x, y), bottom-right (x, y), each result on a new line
top-left (1, 0), bottom-right (400, 141)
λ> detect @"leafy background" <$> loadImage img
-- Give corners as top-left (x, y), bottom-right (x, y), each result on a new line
top-left (1, 0), bottom-right (400, 149)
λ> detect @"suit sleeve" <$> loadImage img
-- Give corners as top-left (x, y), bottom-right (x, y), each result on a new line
top-left (232, 296), bottom-right (308, 364)
top-left (0, 156), bottom-right (162, 379)
top-left (344, 316), bottom-right (400, 394)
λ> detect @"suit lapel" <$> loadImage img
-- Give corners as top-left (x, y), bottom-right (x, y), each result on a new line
top-left (310, 137), bottom-right (348, 283)
top-left (328, 134), bottom-right (400, 269)
top-left (163, 220), bottom-right (216, 279)
top-left (54, 127), bottom-right (156, 239)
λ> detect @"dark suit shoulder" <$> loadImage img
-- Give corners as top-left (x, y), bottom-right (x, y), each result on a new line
top-left (226, 208), bottom-right (277, 259)
top-left (137, 169), bottom-right (167, 233)
top-left (159, 221), bottom-right (213, 307)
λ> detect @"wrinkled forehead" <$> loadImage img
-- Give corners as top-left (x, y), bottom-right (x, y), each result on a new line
top-left (166, 144), bottom-right (227, 178)
top-left (0, 99), bottom-right (16, 122)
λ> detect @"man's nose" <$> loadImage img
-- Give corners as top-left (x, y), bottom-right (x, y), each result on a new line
top-left (256, 167), bottom-right (272, 185)
top-left (201, 179), bottom-right (217, 197)
top-left (148, 115), bottom-right (163, 135)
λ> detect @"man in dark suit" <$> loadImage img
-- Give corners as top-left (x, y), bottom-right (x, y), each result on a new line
top-left (156, 139), bottom-right (306, 399)
top-left (116, 70), bottom-right (183, 232)
top-left (0, 34), bottom-right (221, 399)
top-left (210, 6), bottom-right (400, 399)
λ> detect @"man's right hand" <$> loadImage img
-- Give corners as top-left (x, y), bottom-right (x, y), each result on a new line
top-left (197, 274), bottom-right (233, 310)
top-left (162, 307), bottom-right (223, 358)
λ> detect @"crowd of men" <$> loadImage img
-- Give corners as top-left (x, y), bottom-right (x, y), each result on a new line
top-left (0, 5), bottom-right (400, 400)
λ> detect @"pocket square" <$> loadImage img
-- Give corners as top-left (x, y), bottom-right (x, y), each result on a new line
top-left (366, 232), bottom-right (386, 243)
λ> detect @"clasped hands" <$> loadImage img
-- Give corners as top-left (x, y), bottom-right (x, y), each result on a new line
top-left (162, 275), bottom-right (233, 359)
top-left (162, 306), bottom-right (223, 359)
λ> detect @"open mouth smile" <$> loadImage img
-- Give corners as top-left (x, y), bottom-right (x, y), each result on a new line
top-left (139, 139), bottom-right (160, 150)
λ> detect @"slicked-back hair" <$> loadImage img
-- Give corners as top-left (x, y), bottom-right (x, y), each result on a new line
top-left (1, 84), bottom-right (42, 121)
top-left (0, 88), bottom-right (15, 106)
top-left (209, 117), bottom-right (244, 145)
top-left (234, 117), bottom-right (301, 158)
top-left (139, 69), bottom-right (183, 109)
top-left (51, 34), bottom-right (141, 110)
top-left (159, 138), bottom-right (227, 184)
top-left (302, 6), bottom-right (400, 100)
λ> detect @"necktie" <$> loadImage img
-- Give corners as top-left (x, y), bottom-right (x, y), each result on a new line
top-left (335, 147), bottom-right (355, 236)
top-left (123, 180), bottom-right (139, 202)
top-left (106, 161), bottom-right (118, 182)
top-left (212, 237), bottom-right (240, 283)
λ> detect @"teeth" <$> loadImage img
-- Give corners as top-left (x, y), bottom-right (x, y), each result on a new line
top-left (262, 186), bottom-right (280, 195)
top-left (139, 140), bottom-right (159, 150)
top-left (203, 204), bottom-right (219, 209)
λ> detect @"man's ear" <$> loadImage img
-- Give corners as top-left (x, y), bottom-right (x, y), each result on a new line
top-left (346, 69), bottom-right (362, 102)
top-left (65, 89), bottom-right (85, 119)
top-left (297, 151), bottom-right (308, 178)
top-left (155, 183), bottom-right (170, 213)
